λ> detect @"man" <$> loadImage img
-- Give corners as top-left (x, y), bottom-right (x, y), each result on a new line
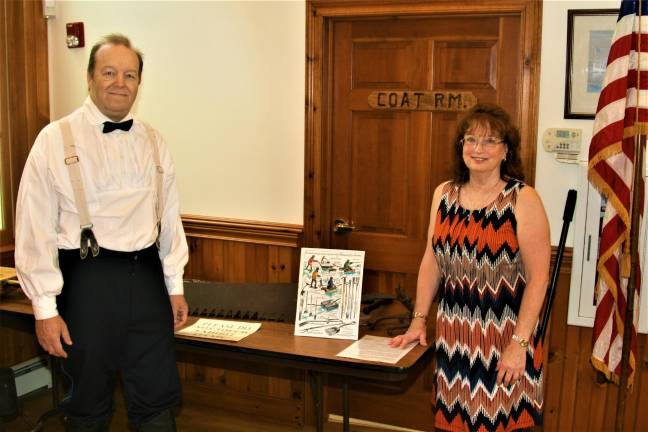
top-left (14, 34), bottom-right (188, 432)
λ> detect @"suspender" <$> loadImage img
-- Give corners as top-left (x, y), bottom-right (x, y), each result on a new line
top-left (143, 123), bottom-right (164, 247)
top-left (60, 120), bottom-right (99, 259)
top-left (59, 119), bottom-right (164, 259)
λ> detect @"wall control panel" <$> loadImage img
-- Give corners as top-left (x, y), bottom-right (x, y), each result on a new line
top-left (543, 128), bottom-right (582, 154)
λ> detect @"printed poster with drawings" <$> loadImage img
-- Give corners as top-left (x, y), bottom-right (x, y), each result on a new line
top-left (294, 247), bottom-right (365, 340)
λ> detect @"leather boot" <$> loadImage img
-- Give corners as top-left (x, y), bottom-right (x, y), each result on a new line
top-left (137, 409), bottom-right (176, 432)
top-left (64, 415), bottom-right (110, 432)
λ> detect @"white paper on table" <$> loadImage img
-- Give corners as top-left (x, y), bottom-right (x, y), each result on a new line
top-left (336, 335), bottom-right (416, 364)
top-left (175, 318), bottom-right (261, 342)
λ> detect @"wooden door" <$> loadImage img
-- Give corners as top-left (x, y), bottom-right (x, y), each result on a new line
top-left (329, 15), bottom-right (527, 285)
top-left (306, 1), bottom-right (541, 430)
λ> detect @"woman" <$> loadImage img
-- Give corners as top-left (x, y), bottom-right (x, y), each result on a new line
top-left (390, 103), bottom-right (550, 431)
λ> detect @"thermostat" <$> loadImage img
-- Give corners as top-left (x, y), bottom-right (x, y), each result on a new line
top-left (543, 128), bottom-right (581, 154)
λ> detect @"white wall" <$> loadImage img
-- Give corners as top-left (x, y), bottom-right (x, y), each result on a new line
top-left (47, 0), bottom-right (305, 224)
top-left (47, 0), bottom-right (619, 244)
top-left (536, 0), bottom-right (617, 245)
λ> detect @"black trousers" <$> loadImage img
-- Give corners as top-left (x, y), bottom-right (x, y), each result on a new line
top-left (56, 245), bottom-right (181, 425)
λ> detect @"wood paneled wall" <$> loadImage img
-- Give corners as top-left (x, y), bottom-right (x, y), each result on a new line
top-left (0, 312), bottom-right (40, 368)
top-left (182, 217), bottom-right (648, 431)
top-left (180, 216), bottom-right (308, 427)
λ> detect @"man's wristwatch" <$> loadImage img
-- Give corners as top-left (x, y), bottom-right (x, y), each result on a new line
top-left (511, 334), bottom-right (529, 349)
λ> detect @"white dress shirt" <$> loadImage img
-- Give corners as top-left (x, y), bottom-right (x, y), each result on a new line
top-left (15, 97), bottom-right (189, 320)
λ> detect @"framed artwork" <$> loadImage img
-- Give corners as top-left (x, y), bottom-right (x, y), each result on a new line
top-left (294, 247), bottom-right (365, 340)
top-left (564, 9), bottom-right (618, 119)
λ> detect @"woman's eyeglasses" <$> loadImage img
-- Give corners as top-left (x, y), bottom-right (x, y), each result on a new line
top-left (461, 135), bottom-right (503, 149)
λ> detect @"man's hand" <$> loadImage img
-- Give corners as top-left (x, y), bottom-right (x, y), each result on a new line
top-left (170, 294), bottom-right (188, 329)
top-left (35, 316), bottom-right (72, 358)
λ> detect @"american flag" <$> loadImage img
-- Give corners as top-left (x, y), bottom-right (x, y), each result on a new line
top-left (589, 0), bottom-right (645, 386)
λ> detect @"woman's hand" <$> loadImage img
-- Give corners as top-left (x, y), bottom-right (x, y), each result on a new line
top-left (389, 318), bottom-right (428, 348)
top-left (496, 342), bottom-right (526, 386)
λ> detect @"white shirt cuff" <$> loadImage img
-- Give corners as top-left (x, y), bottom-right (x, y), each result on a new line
top-left (31, 295), bottom-right (59, 320)
top-left (166, 275), bottom-right (184, 295)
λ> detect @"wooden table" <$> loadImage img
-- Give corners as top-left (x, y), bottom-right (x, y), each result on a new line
top-left (1, 288), bottom-right (431, 432)
top-left (177, 316), bottom-right (431, 431)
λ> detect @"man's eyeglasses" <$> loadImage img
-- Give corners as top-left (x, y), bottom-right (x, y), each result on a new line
top-left (461, 135), bottom-right (503, 149)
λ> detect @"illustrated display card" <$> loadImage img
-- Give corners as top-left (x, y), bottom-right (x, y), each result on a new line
top-left (294, 247), bottom-right (365, 340)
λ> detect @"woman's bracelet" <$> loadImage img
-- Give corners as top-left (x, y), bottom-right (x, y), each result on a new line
top-left (412, 311), bottom-right (428, 321)
top-left (511, 334), bottom-right (529, 349)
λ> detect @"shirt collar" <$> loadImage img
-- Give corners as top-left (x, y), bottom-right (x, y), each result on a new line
top-left (83, 97), bottom-right (134, 127)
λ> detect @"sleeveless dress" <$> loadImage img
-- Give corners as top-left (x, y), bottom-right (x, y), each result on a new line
top-left (432, 178), bottom-right (543, 432)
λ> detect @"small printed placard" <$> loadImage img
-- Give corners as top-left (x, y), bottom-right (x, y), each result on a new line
top-left (176, 318), bottom-right (261, 342)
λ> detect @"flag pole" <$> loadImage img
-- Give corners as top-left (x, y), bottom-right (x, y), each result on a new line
top-left (615, 128), bottom-right (643, 432)
top-left (615, 1), bottom-right (644, 429)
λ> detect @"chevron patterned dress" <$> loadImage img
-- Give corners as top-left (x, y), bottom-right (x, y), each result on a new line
top-left (432, 179), bottom-right (543, 432)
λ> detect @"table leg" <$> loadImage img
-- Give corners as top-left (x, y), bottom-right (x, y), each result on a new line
top-left (342, 377), bottom-right (349, 432)
top-left (51, 356), bottom-right (59, 408)
top-left (308, 370), bottom-right (324, 432)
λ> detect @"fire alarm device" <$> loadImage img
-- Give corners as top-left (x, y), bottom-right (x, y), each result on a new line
top-left (43, 0), bottom-right (56, 19)
top-left (66, 22), bottom-right (84, 48)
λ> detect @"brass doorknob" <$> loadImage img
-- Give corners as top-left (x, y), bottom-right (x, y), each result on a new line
top-left (333, 218), bottom-right (356, 233)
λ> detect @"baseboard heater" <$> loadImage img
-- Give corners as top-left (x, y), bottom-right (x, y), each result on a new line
top-left (11, 356), bottom-right (52, 397)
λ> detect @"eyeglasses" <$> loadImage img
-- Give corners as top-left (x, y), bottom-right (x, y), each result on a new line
top-left (461, 135), bottom-right (503, 149)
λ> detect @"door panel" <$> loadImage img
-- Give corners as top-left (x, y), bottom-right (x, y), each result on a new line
top-left (349, 113), bottom-right (408, 234)
top-left (353, 41), bottom-right (415, 88)
top-left (434, 41), bottom-right (498, 89)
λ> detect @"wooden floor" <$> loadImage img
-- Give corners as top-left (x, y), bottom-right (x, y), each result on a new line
top-left (0, 386), bottom-right (412, 432)
top-left (0, 387), bottom-right (316, 432)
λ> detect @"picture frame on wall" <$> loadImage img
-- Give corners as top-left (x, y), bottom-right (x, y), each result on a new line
top-left (564, 9), bottom-right (618, 119)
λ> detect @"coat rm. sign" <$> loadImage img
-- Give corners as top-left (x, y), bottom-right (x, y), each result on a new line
top-left (368, 91), bottom-right (476, 111)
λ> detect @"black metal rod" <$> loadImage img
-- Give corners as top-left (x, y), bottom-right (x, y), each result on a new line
top-left (538, 189), bottom-right (577, 343)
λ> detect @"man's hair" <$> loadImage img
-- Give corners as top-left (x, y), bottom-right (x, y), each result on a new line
top-left (87, 33), bottom-right (144, 78)
top-left (452, 103), bottom-right (525, 183)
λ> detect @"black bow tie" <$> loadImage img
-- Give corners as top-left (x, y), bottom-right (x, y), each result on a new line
top-left (102, 119), bottom-right (133, 133)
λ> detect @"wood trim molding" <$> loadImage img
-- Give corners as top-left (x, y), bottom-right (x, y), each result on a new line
top-left (182, 215), bottom-right (303, 248)
top-left (0, 1), bottom-right (49, 246)
top-left (311, 0), bottom-right (540, 17)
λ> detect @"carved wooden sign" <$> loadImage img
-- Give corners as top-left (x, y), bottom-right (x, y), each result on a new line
top-left (368, 90), bottom-right (477, 111)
